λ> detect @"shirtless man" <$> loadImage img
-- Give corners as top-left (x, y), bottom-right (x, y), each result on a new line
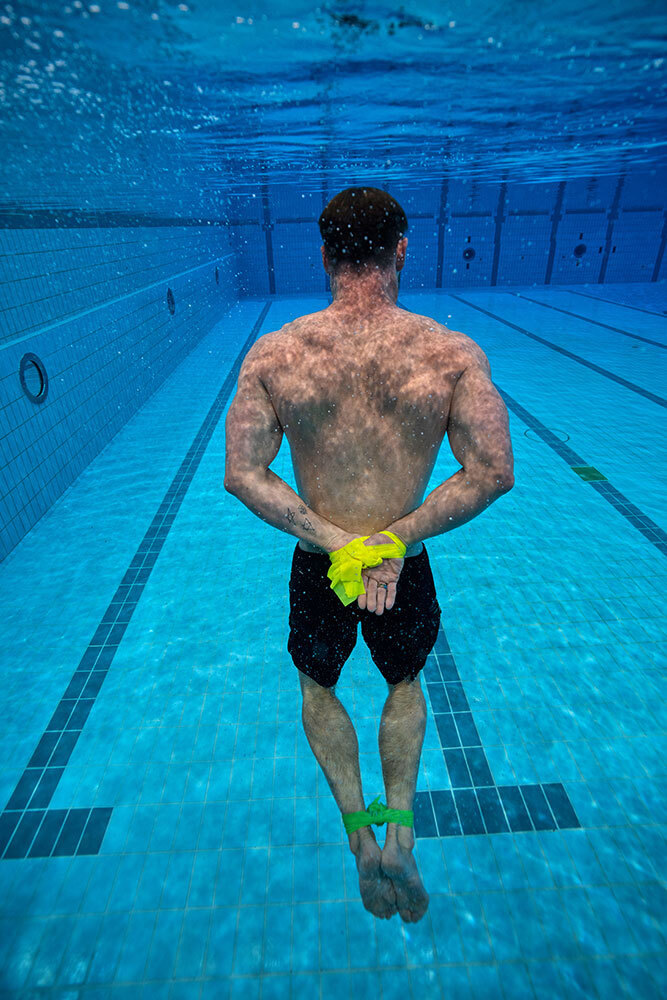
top-left (224, 187), bottom-right (514, 923)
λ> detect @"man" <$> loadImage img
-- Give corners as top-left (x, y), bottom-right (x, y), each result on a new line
top-left (224, 187), bottom-right (514, 923)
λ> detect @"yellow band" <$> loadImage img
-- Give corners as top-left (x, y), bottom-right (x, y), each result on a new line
top-left (327, 531), bottom-right (407, 606)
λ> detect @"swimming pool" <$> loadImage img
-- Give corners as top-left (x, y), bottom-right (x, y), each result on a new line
top-left (0, 2), bottom-right (666, 998)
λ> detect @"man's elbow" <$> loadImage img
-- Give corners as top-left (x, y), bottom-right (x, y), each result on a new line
top-left (491, 467), bottom-right (515, 494)
top-left (224, 473), bottom-right (243, 494)
top-left (224, 470), bottom-right (263, 495)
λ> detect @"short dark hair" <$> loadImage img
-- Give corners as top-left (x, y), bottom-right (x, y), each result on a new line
top-left (318, 187), bottom-right (408, 271)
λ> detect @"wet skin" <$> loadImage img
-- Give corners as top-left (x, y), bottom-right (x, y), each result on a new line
top-left (257, 298), bottom-right (470, 561)
top-left (256, 276), bottom-right (467, 921)
top-left (234, 259), bottom-right (511, 920)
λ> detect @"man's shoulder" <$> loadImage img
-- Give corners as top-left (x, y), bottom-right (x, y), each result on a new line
top-left (401, 310), bottom-right (478, 355)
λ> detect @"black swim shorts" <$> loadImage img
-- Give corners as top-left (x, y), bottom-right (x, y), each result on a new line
top-left (287, 542), bottom-right (441, 688)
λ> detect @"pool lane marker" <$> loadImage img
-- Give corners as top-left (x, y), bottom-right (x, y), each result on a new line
top-left (448, 293), bottom-right (666, 408)
top-left (508, 290), bottom-right (667, 350)
top-left (0, 302), bottom-right (272, 860)
top-left (398, 297), bottom-right (667, 558)
top-left (564, 288), bottom-right (667, 320)
top-left (415, 629), bottom-right (581, 839)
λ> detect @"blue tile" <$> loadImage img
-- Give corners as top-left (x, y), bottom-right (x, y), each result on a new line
top-left (234, 905), bottom-right (265, 975)
top-left (290, 903), bottom-right (319, 971)
top-left (263, 904), bottom-right (292, 974)
top-left (144, 908), bottom-right (182, 982)
top-left (319, 901), bottom-right (348, 970)
top-left (87, 911), bottom-right (129, 985)
top-left (173, 908), bottom-right (211, 979)
top-left (204, 907), bottom-right (237, 978)
top-left (432, 790), bottom-right (462, 837)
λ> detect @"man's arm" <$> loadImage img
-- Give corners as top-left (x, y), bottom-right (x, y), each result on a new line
top-left (224, 341), bottom-right (354, 553)
top-left (386, 344), bottom-right (514, 547)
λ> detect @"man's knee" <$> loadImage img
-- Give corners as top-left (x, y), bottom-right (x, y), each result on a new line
top-left (298, 668), bottom-right (336, 703)
top-left (386, 672), bottom-right (423, 694)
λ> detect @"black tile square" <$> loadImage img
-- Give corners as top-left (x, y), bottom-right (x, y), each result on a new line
top-left (30, 767), bottom-right (64, 809)
top-left (28, 809), bottom-right (69, 858)
top-left (427, 683), bottom-right (450, 713)
top-left (63, 672), bottom-right (89, 701)
top-left (453, 788), bottom-right (485, 835)
top-left (446, 683), bottom-right (469, 712)
top-left (4, 810), bottom-right (45, 859)
top-left (431, 790), bottom-right (462, 837)
top-left (464, 747), bottom-right (495, 787)
top-left (27, 732), bottom-right (59, 769)
top-left (52, 809), bottom-right (90, 856)
top-left (0, 812), bottom-right (21, 854)
top-left (520, 784), bottom-right (556, 831)
top-left (77, 807), bottom-right (113, 855)
top-left (435, 714), bottom-right (460, 749)
top-left (476, 786), bottom-right (510, 834)
top-left (6, 769), bottom-right (43, 811)
top-left (443, 749), bottom-right (472, 788)
top-left (498, 785), bottom-right (533, 832)
top-left (46, 700), bottom-right (75, 732)
top-left (50, 731), bottom-right (79, 768)
top-left (455, 713), bottom-right (481, 747)
top-left (542, 783), bottom-right (580, 829)
top-left (82, 673), bottom-right (105, 698)
top-left (66, 699), bottom-right (94, 731)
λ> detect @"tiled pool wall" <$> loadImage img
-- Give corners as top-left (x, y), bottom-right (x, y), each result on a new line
top-left (229, 171), bottom-right (667, 296)
top-left (0, 223), bottom-right (237, 562)
top-left (1, 168), bottom-right (666, 564)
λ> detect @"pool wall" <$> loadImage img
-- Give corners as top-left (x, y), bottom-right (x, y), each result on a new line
top-left (0, 224), bottom-right (237, 562)
top-left (230, 171), bottom-right (667, 296)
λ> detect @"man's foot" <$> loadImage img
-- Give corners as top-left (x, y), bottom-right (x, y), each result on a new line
top-left (380, 842), bottom-right (429, 923)
top-left (353, 837), bottom-right (398, 920)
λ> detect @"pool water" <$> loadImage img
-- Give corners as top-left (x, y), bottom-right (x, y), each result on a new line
top-left (0, 284), bottom-right (665, 997)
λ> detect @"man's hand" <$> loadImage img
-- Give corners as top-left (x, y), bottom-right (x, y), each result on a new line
top-left (357, 534), bottom-right (405, 615)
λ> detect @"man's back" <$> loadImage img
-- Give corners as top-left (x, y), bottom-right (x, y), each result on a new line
top-left (259, 303), bottom-right (470, 556)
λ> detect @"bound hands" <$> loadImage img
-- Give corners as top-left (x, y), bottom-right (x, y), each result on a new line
top-left (357, 533), bottom-right (405, 615)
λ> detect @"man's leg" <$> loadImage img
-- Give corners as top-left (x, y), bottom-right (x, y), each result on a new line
top-left (378, 674), bottom-right (430, 922)
top-left (298, 670), bottom-right (397, 919)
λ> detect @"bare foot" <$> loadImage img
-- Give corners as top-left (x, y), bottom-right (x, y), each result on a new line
top-left (354, 839), bottom-right (398, 920)
top-left (380, 843), bottom-right (430, 922)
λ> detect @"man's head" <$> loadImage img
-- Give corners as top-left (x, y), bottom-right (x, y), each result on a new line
top-left (318, 187), bottom-right (408, 278)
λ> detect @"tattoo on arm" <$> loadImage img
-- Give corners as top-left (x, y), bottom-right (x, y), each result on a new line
top-left (286, 506), bottom-right (315, 533)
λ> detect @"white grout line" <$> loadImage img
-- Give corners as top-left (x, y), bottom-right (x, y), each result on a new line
top-left (0, 253), bottom-right (235, 353)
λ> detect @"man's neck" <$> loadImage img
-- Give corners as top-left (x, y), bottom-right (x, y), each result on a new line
top-left (329, 266), bottom-right (399, 313)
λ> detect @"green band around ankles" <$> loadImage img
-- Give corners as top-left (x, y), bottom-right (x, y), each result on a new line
top-left (342, 794), bottom-right (414, 835)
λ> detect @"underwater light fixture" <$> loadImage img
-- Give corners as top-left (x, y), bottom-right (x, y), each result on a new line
top-left (19, 352), bottom-right (48, 404)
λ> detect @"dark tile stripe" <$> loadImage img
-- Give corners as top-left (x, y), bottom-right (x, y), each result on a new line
top-left (436, 177), bottom-right (448, 289)
top-left (509, 291), bottom-right (667, 349)
top-left (599, 175), bottom-right (625, 283)
top-left (1, 302), bottom-right (273, 859)
top-left (495, 384), bottom-right (667, 556)
top-left (448, 293), bottom-right (667, 408)
top-left (261, 177), bottom-right (276, 296)
top-left (415, 628), bottom-right (581, 840)
top-left (545, 181), bottom-right (566, 285)
top-left (568, 288), bottom-right (667, 318)
top-left (589, 480), bottom-right (667, 556)
top-left (490, 183), bottom-right (507, 286)
top-left (651, 211), bottom-right (667, 283)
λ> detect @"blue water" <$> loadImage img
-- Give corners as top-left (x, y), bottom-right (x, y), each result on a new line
top-left (0, 286), bottom-right (665, 996)
top-left (0, 0), bottom-right (666, 996)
